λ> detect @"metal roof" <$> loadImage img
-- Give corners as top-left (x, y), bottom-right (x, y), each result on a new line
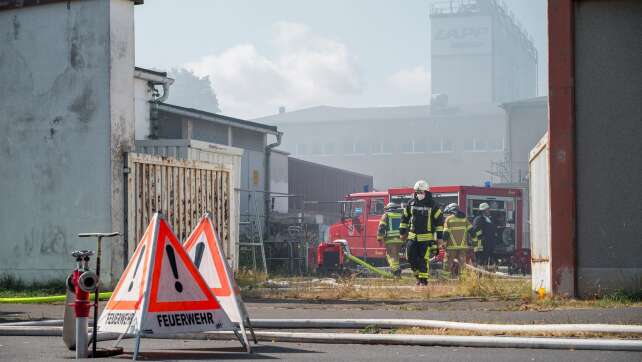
top-left (0, 0), bottom-right (143, 11)
top-left (156, 103), bottom-right (279, 135)
top-left (253, 104), bottom-right (504, 125)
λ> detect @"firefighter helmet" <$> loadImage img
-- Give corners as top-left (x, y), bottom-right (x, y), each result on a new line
top-left (479, 202), bottom-right (490, 211)
top-left (444, 203), bottom-right (459, 214)
top-left (413, 180), bottom-right (430, 192)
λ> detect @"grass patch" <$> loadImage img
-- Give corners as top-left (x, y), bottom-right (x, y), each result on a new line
top-left (235, 268), bottom-right (268, 289)
top-left (0, 274), bottom-right (67, 298)
top-left (456, 269), bottom-right (531, 300)
top-left (393, 326), bottom-right (641, 339)
top-left (517, 289), bottom-right (642, 311)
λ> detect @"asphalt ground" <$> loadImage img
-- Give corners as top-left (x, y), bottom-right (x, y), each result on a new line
top-left (1, 299), bottom-right (641, 361)
top-left (0, 335), bottom-right (641, 361)
top-left (2, 298), bottom-right (642, 325)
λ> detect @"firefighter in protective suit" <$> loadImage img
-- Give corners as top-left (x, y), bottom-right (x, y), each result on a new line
top-left (443, 203), bottom-right (473, 277)
top-left (377, 202), bottom-right (404, 278)
top-left (399, 180), bottom-right (444, 286)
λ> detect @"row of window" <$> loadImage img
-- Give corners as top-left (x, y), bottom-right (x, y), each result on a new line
top-left (292, 138), bottom-right (504, 156)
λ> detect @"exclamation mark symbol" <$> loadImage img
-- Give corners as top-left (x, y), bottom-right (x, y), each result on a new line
top-left (194, 242), bottom-right (205, 269)
top-left (165, 245), bottom-right (183, 293)
top-left (128, 246), bottom-right (145, 292)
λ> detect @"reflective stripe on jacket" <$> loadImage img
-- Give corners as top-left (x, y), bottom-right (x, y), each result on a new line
top-left (443, 214), bottom-right (472, 250)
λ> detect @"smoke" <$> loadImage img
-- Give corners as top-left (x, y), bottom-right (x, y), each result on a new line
top-left (185, 22), bottom-right (364, 118)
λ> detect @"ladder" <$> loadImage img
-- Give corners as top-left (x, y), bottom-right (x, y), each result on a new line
top-left (238, 190), bottom-right (268, 273)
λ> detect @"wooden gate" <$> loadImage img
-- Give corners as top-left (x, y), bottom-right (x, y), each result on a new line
top-left (125, 153), bottom-right (235, 262)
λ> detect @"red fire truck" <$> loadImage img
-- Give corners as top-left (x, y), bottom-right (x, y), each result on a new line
top-left (317, 185), bottom-right (526, 272)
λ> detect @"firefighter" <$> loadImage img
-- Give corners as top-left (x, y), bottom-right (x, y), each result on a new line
top-left (377, 202), bottom-right (404, 278)
top-left (399, 180), bottom-right (444, 286)
top-left (443, 203), bottom-right (473, 277)
top-left (471, 202), bottom-right (497, 266)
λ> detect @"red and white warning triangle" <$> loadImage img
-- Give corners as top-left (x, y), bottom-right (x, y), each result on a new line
top-left (183, 213), bottom-right (254, 349)
top-left (97, 213), bottom-right (234, 337)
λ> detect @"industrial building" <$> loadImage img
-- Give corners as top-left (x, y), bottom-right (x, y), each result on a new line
top-left (256, 104), bottom-right (507, 189)
top-left (430, 0), bottom-right (538, 105)
top-left (256, 0), bottom-right (541, 191)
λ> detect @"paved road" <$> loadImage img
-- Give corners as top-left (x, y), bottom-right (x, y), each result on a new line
top-left (0, 336), bottom-right (640, 362)
top-left (1, 299), bottom-right (641, 361)
top-left (2, 298), bottom-right (642, 324)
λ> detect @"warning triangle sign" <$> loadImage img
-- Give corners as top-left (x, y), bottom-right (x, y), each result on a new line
top-left (97, 213), bottom-right (234, 337)
top-left (183, 214), bottom-right (251, 325)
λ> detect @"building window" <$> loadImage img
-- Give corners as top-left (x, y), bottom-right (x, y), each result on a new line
top-left (324, 142), bottom-right (336, 155)
top-left (414, 139), bottom-right (428, 153)
top-left (381, 140), bottom-right (394, 154)
top-left (355, 139), bottom-right (368, 154)
top-left (489, 137), bottom-right (504, 151)
top-left (296, 143), bottom-right (307, 155)
top-left (464, 138), bottom-right (474, 152)
top-left (430, 138), bottom-right (442, 153)
top-left (310, 143), bottom-right (323, 155)
top-left (401, 139), bottom-right (413, 153)
top-left (475, 139), bottom-right (487, 152)
top-left (442, 138), bottom-right (454, 152)
top-left (342, 140), bottom-right (354, 155)
top-left (370, 140), bottom-right (382, 154)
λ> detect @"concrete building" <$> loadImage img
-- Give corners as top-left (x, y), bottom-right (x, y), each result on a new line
top-left (430, 0), bottom-right (538, 105)
top-left (500, 96), bottom-right (548, 183)
top-left (542, 0), bottom-right (641, 297)
top-left (255, 104), bottom-right (507, 190)
top-left (0, 0), bottom-right (139, 283)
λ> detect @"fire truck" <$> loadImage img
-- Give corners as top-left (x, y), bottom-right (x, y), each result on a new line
top-left (317, 185), bottom-right (527, 273)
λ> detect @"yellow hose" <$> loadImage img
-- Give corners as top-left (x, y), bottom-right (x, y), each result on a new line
top-left (0, 292), bottom-right (112, 304)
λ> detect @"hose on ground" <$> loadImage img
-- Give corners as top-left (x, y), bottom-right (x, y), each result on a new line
top-left (0, 326), bottom-right (640, 352)
top-left (0, 292), bottom-right (112, 304)
top-left (2, 318), bottom-right (642, 334)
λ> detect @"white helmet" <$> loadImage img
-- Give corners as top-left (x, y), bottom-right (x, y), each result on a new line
top-left (479, 202), bottom-right (490, 211)
top-left (413, 180), bottom-right (430, 192)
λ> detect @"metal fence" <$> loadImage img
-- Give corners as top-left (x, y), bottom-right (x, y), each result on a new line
top-left (125, 153), bottom-right (236, 263)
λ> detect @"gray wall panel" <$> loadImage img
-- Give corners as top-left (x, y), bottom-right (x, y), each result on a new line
top-left (574, 0), bottom-right (642, 295)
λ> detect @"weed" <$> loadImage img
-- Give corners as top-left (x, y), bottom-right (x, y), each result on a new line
top-left (0, 274), bottom-right (67, 297)
top-left (456, 269), bottom-right (530, 300)
top-left (235, 268), bottom-right (268, 289)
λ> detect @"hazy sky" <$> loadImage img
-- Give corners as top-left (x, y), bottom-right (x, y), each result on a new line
top-left (135, 0), bottom-right (547, 119)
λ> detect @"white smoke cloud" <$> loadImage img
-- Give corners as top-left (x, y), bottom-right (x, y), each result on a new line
top-left (185, 22), bottom-right (364, 119)
top-left (387, 66), bottom-right (431, 97)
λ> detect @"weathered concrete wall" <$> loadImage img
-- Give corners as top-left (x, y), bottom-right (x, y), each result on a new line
top-left (0, 0), bottom-right (135, 284)
top-left (109, 0), bottom-right (135, 283)
top-left (574, 0), bottom-right (642, 296)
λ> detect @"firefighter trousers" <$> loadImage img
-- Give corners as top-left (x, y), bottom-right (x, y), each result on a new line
top-left (406, 238), bottom-right (429, 280)
top-left (446, 248), bottom-right (467, 276)
top-left (385, 242), bottom-right (402, 273)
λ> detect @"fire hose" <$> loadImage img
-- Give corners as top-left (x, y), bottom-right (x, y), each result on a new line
top-left (1, 319), bottom-right (641, 352)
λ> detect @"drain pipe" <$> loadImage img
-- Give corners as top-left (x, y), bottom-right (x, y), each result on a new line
top-left (264, 131), bottom-right (283, 241)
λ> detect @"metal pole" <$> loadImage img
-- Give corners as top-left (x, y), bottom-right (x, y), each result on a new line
top-left (91, 236), bottom-right (102, 357)
top-left (75, 317), bottom-right (88, 359)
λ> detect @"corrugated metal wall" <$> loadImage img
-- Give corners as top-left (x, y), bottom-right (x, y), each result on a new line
top-left (288, 157), bottom-right (373, 221)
